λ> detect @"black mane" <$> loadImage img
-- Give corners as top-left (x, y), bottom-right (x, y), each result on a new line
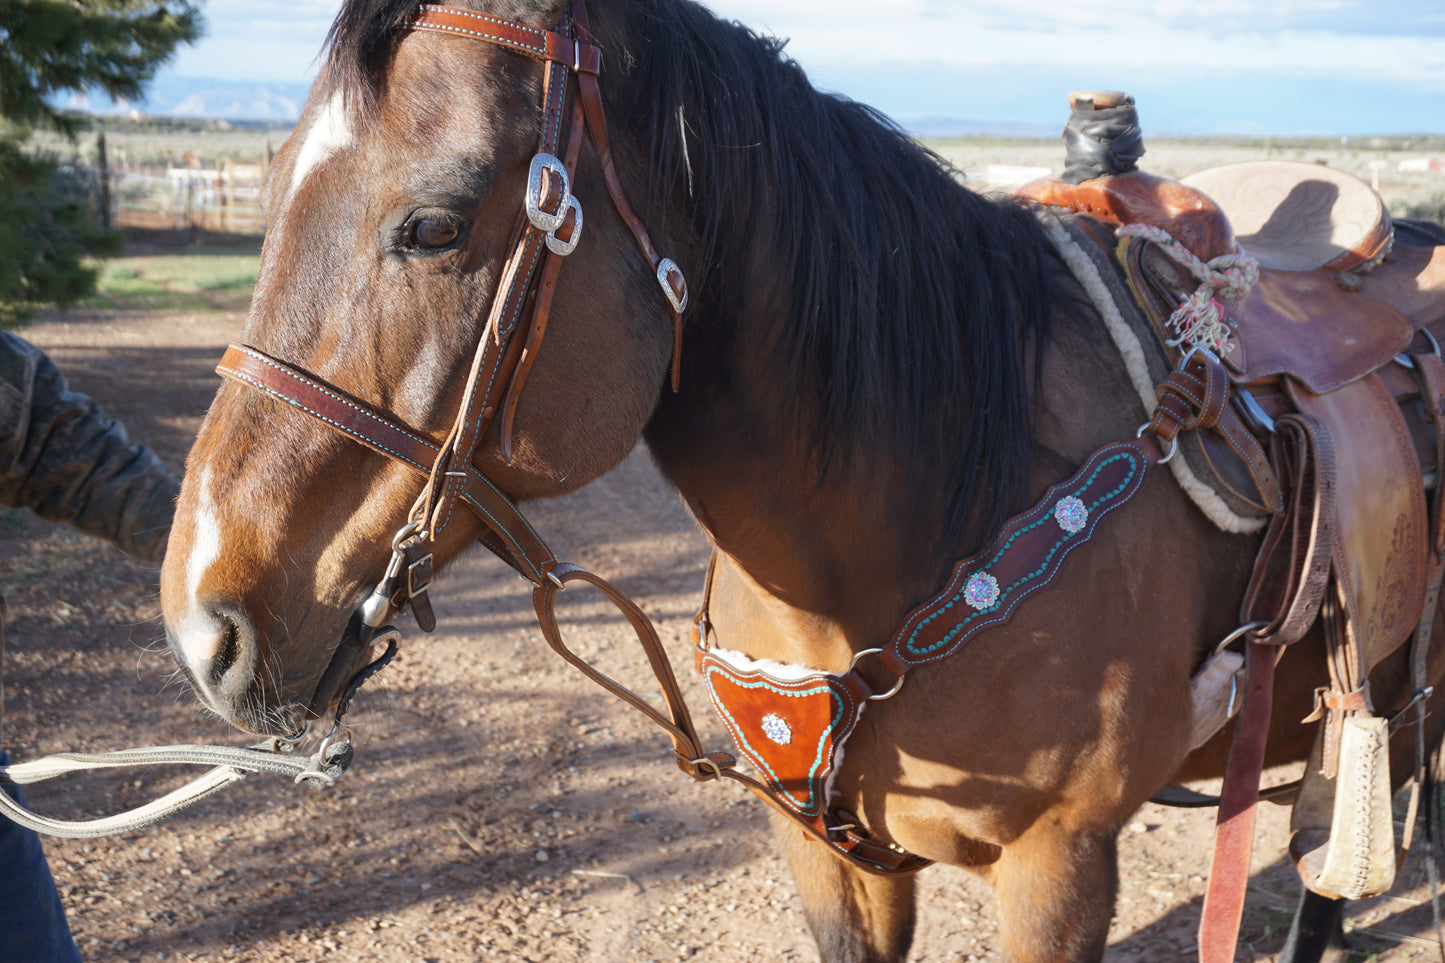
top-left (617, 0), bottom-right (1055, 551)
top-left (324, 0), bottom-right (1057, 554)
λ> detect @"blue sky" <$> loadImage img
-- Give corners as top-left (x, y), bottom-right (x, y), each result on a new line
top-left (161, 0), bottom-right (1445, 135)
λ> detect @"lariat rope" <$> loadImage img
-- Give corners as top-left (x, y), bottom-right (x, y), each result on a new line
top-left (1117, 223), bottom-right (1259, 354)
top-left (0, 741), bottom-right (352, 839)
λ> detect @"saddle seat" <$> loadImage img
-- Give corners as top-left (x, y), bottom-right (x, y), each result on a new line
top-left (1019, 168), bottom-right (1445, 393)
top-left (1181, 160), bottom-right (1393, 274)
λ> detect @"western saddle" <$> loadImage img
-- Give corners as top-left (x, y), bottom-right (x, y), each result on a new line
top-left (1016, 91), bottom-right (1445, 915)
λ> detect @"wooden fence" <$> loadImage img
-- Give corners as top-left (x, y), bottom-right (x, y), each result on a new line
top-left (109, 160), bottom-right (267, 236)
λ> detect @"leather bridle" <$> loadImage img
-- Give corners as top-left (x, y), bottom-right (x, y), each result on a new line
top-left (224, 0), bottom-right (686, 622)
top-left (214, 0), bottom-right (931, 875)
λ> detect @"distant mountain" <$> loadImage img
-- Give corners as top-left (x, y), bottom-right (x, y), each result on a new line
top-left (902, 116), bottom-right (1059, 140)
top-left (61, 75), bottom-right (312, 123)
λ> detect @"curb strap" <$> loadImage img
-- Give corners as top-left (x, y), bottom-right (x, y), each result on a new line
top-left (696, 440), bottom-right (1156, 874)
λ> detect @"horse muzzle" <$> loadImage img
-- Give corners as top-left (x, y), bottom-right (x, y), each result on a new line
top-left (167, 598), bottom-right (361, 738)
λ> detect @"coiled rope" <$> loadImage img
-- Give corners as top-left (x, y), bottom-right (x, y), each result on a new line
top-left (1117, 223), bottom-right (1260, 354)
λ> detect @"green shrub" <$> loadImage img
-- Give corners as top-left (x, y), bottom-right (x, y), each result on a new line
top-left (0, 128), bottom-right (120, 324)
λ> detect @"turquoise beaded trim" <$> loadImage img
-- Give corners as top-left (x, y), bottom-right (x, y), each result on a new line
top-left (898, 447), bottom-right (1145, 663)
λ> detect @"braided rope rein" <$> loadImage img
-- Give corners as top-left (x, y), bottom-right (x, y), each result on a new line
top-left (1118, 223), bottom-right (1260, 354)
top-left (0, 633), bottom-right (399, 839)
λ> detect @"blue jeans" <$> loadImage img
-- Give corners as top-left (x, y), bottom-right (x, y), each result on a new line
top-left (0, 750), bottom-right (81, 962)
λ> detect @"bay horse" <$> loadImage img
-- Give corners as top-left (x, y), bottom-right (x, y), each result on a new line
top-left (157, 0), bottom-right (1445, 959)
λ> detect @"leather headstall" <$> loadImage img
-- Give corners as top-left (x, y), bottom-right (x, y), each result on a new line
top-left (220, 0), bottom-right (689, 606)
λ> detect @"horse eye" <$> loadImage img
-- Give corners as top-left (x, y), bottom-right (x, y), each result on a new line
top-left (412, 217), bottom-right (462, 249)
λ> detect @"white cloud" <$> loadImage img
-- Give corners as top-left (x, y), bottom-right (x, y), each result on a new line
top-left (154, 0), bottom-right (1443, 131)
top-left (702, 0), bottom-right (1445, 84)
top-left (176, 0), bottom-right (1445, 85)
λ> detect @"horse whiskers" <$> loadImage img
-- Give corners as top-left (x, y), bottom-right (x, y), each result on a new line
top-left (159, 667), bottom-right (190, 695)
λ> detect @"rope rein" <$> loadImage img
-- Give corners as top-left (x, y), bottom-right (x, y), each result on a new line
top-left (0, 632), bottom-right (398, 839)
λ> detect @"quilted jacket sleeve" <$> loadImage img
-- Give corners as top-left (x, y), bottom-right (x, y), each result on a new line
top-left (0, 331), bottom-right (177, 564)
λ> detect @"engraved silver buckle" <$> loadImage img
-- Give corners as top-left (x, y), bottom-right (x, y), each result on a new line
top-left (656, 257), bottom-right (688, 313)
top-left (545, 195), bottom-right (584, 256)
top-left (526, 153), bottom-right (571, 234)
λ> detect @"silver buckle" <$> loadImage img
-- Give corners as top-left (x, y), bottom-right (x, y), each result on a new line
top-left (525, 154), bottom-right (570, 234)
top-left (656, 257), bottom-right (688, 313)
top-left (545, 195), bottom-right (584, 256)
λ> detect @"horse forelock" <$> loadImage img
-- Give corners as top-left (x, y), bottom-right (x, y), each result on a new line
top-left (620, 0), bottom-right (1057, 554)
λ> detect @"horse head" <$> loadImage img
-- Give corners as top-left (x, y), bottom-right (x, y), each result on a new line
top-left (161, 0), bottom-right (683, 735)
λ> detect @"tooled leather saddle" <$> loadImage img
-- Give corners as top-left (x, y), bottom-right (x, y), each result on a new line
top-left (1019, 160), bottom-right (1445, 712)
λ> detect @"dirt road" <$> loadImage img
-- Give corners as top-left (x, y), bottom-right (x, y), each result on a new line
top-left (3, 276), bottom-right (1443, 962)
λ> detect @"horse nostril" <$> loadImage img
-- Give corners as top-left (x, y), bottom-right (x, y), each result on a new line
top-left (207, 615), bottom-right (243, 688)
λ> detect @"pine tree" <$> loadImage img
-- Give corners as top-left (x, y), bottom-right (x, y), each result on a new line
top-left (0, 0), bottom-right (202, 322)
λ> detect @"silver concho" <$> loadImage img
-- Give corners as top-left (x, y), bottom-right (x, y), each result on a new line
top-left (1053, 495), bottom-right (1089, 534)
top-left (760, 713), bottom-right (793, 746)
top-left (962, 571), bottom-right (1000, 611)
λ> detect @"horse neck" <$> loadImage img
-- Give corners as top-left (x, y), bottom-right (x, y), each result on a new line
top-left (607, 0), bottom-right (1056, 666)
top-left (644, 346), bottom-right (950, 668)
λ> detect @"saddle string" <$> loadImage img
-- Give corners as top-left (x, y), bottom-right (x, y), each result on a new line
top-left (1116, 222), bottom-right (1260, 354)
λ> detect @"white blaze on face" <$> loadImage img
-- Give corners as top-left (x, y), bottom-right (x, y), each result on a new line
top-left (175, 467), bottom-right (227, 675)
top-left (289, 90), bottom-right (353, 198)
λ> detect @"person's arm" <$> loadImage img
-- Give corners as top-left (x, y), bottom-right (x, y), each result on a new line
top-left (0, 331), bottom-right (177, 564)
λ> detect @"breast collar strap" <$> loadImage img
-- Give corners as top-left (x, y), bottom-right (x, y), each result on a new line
top-left (695, 441), bottom-right (1157, 871)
